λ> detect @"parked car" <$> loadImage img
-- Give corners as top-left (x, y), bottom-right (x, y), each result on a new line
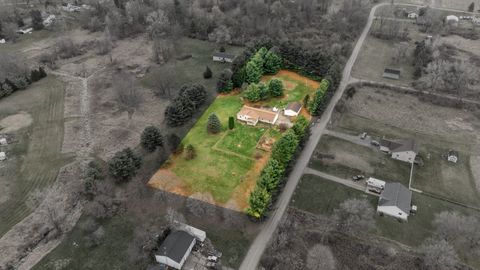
top-left (352, 175), bottom-right (365, 181)
top-left (371, 140), bottom-right (380, 147)
top-left (360, 132), bottom-right (367, 139)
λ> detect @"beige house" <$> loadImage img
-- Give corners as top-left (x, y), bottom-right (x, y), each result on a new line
top-left (237, 105), bottom-right (279, 126)
top-left (380, 139), bottom-right (418, 163)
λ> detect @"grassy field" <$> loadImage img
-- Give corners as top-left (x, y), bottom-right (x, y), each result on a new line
top-left (310, 135), bottom-right (412, 186)
top-left (260, 70), bottom-right (320, 108)
top-left (292, 174), bottom-right (480, 248)
top-left (332, 113), bottom-right (480, 207)
top-left (216, 124), bottom-right (267, 158)
top-left (141, 38), bottom-right (244, 95)
top-left (0, 76), bottom-right (74, 237)
top-left (33, 215), bottom-right (135, 270)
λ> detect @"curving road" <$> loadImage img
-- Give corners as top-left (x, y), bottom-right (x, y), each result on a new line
top-left (238, 3), bottom-right (388, 270)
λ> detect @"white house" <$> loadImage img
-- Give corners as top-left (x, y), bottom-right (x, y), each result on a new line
top-left (377, 182), bottom-right (412, 221)
top-left (213, 52), bottom-right (235, 63)
top-left (155, 230), bottom-right (196, 270)
top-left (0, 138), bottom-right (7, 145)
top-left (408, 12), bottom-right (418, 19)
top-left (380, 139), bottom-right (418, 163)
top-left (237, 105), bottom-right (279, 126)
top-left (284, 102), bottom-right (302, 117)
top-left (447, 150), bottom-right (458, 163)
top-left (0, 152), bottom-right (5, 161)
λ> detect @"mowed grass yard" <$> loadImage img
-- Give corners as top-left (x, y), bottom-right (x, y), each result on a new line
top-left (333, 113), bottom-right (480, 208)
top-left (351, 20), bottom-right (424, 86)
top-left (260, 70), bottom-right (320, 109)
top-left (310, 135), bottom-right (411, 187)
top-left (292, 174), bottom-right (480, 251)
top-left (216, 123), bottom-right (267, 158)
top-left (0, 76), bottom-right (74, 237)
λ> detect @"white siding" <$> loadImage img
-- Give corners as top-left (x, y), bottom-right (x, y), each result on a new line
top-left (377, 205), bottom-right (408, 221)
top-left (284, 109), bottom-right (299, 117)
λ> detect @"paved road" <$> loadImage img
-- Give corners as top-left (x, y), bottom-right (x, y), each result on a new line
top-left (304, 167), bottom-right (365, 192)
top-left (238, 3), bottom-right (387, 270)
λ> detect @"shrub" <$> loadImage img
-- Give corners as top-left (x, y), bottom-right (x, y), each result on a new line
top-left (228, 116), bottom-right (235, 130)
top-left (246, 186), bottom-right (271, 218)
top-left (185, 144), bottom-right (196, 160)
top-left (207, 113), bottom-right (222, 134)
top-left (30, 9), bottom-right (44, 30)
top-left (244, 83), bottom-right (261, 102)
top-left (141, 126), bottom-right (163, 152)
top-left (217, 69), bottom-right (233, 93)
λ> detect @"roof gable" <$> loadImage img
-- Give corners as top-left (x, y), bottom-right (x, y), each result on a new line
top-left (158, 231), bottom-right (195, 263)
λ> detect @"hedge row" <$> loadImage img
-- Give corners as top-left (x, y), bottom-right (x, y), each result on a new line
top-left (0, 67), bottom-right (47, 99)
top-left (308, 79), bottom-right (330, 116)
top-left (246, 116), bottom-right (309, 218)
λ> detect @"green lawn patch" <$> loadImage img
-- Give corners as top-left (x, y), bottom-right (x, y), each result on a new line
top-left (260, 72), bottom-right (318, 108)
top-left (216, 124), bottom-right (266, 158)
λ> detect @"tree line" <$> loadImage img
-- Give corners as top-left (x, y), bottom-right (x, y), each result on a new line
top-left (247, 116), bottom-right (309, 218)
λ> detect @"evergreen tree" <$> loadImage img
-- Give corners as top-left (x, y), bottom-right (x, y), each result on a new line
top-left (246, 186), bottom-right (271, 218)
top-left (207, 113), bottom-right (222, 134)
top-left (141, 126), bottom-right (163, 152)
top-left (271, 129), bottom-right (299, 167)
top-left (203, 66), bottom-right (212, 79)
top-left (258, 159), bottom-right (285, 192)
top-left (244, 83), bottom-right (261, 102)
top-left (108, 148), bottom-right (142, 183)
top-left (245, 59), bottom-right (263, 84)
top-left (303, 94), bottom-right (310, 108)
top-left (468, 2), bottom-right (475, 12)
top-left (268, 79), bottom-right (283, 97)
top-left (179, 84), bottom-right (207, 109)
top-left (264, 51), bottom-right (282, 74)
top-left (228, 116), bottom-right (235, 130)
top-left (30, 10), bottom-right (44, 30)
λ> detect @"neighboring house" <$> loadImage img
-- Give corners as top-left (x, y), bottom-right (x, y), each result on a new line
top-left (408, 12), bottom-right (418, 19)
top-left (0, 138), bottom-right (7, 145)
top-left (212, 52), bottom-right (235, 63)
top-left (446, 15), bottom-right (459, 26)
top-left (380, 138), bottom-right (418, 163)
top-left (447, 150), bottom-right (458, 163)
top-left (237, 105), bottom-right (279, 126)
top-left (0, 152), bottom-right (5, 161)
top-left (383, 68), bottom-right (401, 80)
top-left (155, 230), bottom-right (196, 270)
top-left (377, 182), bottom-right (412, 221)
top-left (284, 102), bottom-right (302, 117)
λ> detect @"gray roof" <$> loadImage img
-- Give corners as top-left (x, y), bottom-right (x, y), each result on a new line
top-left (213, 52), bottom-right (235, 59)
top-left (380, 139), bottom-right (418, 153)
top-left (158, 230), bottom-right (195, 263)
top-left (379, 182), bottom-right (412, 214)
top-left (286, 102), bottom-right (302, 112)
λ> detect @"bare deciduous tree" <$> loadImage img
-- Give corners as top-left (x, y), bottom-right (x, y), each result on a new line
top-left (152, 38), bottom-right (173, 64)
top-left (113, 72), bottom-right (142, 119)
top-left (332, 198), bottom-right (375, 234)
top-left (420, 238), bottom-right (459, 270)
top-left (26, 188), bottom-right (62, 234)
top-left (306, 244), bottom-right (336, 270)
top-left (151, 67), bottom-right (175, 97)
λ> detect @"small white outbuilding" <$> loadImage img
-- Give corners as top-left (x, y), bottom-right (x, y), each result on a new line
top-left (0, 152), bottom-right (6, 161)
top-left (0, 138), bottom-right (7, 145)
top-left (446, 15), bottom-right (460, 26)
